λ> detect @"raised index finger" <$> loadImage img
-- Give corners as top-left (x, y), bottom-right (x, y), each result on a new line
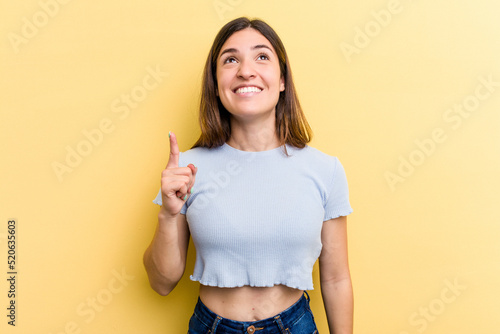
top-left (166, 131), bottom-right (180, 168)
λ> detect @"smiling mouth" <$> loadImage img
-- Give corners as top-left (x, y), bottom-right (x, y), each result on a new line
top-left (234, 86), bottom-right (263, 94)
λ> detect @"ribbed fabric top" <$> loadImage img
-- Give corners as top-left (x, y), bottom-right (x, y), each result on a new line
top-left (153, 143), bottom-right (353, 290)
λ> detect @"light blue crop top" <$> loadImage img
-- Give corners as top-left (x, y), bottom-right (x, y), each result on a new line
top-left (153, 143), bottom-right (353, 290)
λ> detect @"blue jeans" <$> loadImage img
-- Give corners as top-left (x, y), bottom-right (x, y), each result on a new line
top-left (188, 291), bottom-right (318, 334)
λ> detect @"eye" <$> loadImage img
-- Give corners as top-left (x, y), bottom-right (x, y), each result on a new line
top-left (257, 53), bottom-right (270, 61)
top-left (223, 56), bottom-right (237, 64)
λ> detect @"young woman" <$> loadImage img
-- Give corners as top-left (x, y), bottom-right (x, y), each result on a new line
top-left (144, 17), bottom-right (353, 334)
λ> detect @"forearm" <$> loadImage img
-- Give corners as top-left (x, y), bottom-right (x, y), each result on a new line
top-left (321, 277), bottom-right (354, 334)
top-left (143, 211), bottom-right (187, 296)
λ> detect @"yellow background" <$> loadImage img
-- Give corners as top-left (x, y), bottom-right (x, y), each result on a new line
top-left (1, 0), bottom-right (499, 333)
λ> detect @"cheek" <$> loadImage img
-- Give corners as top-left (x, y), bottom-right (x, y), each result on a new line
top-left (216, 80), bottom-right (231, 106)
top-left (269, 76), bottom-right (283, 91)
top-left (216, 73), bottom-right (230, 93)
top-left (267, 69), bottom-right (283, 89)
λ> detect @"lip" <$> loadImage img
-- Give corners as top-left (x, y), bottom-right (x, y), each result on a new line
top-left (232, 85), bottom-right (264, 93)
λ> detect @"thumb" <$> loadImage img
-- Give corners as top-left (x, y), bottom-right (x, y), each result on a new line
top-left (187, 163), bottom-right (197, 194)
top-left (166, 131), bottom-right (179, 168)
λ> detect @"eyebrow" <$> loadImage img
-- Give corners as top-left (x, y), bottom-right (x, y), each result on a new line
top-left (219, 44), bottom-right (273, 59)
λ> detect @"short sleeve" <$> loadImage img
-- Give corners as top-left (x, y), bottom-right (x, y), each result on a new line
top-left (152, 188), bottom-right (162, 205)
top-left (324, 157), bottom-right (353, 221)
top-left (151, 152), bottom-right (188, 214)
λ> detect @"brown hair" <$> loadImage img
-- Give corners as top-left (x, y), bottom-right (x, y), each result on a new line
top-left (192, 17), bottom-right (312, 150)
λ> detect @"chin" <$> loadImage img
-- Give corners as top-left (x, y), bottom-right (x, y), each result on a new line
top-left (229, 109), bottom-right (274, 120)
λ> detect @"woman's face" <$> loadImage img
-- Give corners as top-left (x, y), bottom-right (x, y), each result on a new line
top-left (216, 28), bottom-right (285, 122)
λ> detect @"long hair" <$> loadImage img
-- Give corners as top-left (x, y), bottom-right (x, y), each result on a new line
top-left (192, 17), bottom-right (312, 150)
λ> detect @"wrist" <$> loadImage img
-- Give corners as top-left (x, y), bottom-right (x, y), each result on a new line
top-left (158, 206), bottom-right (178, 223)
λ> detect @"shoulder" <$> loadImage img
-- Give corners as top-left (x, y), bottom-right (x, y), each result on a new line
top-left (288, 144), bottom-right (340, 168)
top-left (288, 145), bottom-right (348, 191)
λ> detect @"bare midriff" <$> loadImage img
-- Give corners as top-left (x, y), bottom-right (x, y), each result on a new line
top-left (199, 284), bottom-right (305, 321)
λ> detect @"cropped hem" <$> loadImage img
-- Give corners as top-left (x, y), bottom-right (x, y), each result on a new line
top-left (190, 275), bottom-right (313, 290)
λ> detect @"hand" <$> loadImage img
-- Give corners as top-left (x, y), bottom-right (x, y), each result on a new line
top-left (160, 132), bottom-right (197, 218)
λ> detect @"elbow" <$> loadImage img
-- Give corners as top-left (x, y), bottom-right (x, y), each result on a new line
top-left (319, 266), bottom-right (352, 288)
top-left (320, 275), bottom-right (353, 293)
top-left (143, 251), bottom-right (179, 296)
top-left (145, 272), bottom-right (178, 296)
top-left (150, 281), bottom-right (175, 296)
top-left (145, 274), bottom-right (180, 297)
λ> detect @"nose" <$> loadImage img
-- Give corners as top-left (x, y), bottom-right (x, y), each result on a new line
top-left (237, 59), bottom-right (256, 79)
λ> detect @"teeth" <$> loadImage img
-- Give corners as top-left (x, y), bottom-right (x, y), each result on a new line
top-left (236, 86), bottom-right (262, 94)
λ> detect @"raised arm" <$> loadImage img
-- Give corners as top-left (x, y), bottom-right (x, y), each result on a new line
top-left (143, 132), bottom-right (197, 296)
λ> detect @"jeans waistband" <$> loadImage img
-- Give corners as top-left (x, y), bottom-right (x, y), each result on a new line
top-left (193, 291), bottom-right (310, 333)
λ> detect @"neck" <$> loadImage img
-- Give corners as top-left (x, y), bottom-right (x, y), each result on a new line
top-left (227, 114), bottom-right (280, 152)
